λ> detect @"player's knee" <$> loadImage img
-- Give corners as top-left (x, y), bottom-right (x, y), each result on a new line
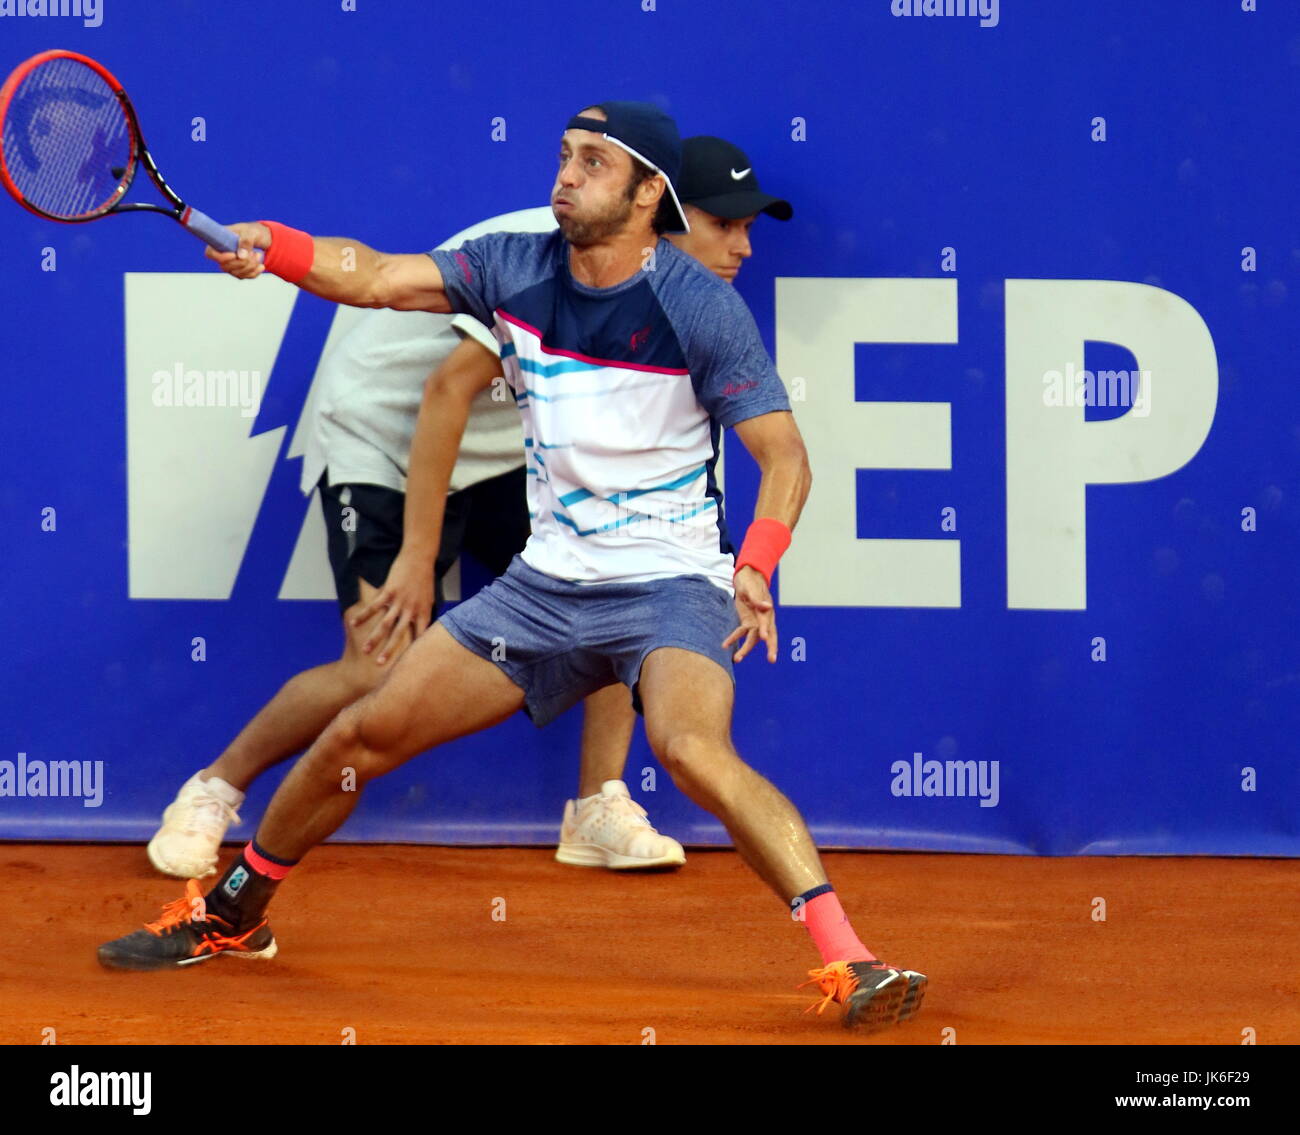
top-left (320, 700), bottom-right (395, 785)
top-left (657, 731), bottom-right (729, 785)
top-left (295, 711), bottom-right (360, 787)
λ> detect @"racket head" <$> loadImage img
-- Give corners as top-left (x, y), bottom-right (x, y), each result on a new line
top-left (0, 49), bottom-right (138, 223)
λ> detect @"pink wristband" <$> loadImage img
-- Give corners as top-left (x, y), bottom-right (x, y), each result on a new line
top-left (733, 517), bottom-right (792, 587)
top-left (259, 220), bottom-right (315, 284)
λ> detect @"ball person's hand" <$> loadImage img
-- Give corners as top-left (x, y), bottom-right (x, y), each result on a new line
top-left (351, 552), bottom-right (435, 666)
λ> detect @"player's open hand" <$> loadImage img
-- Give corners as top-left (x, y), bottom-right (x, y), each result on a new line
top-left (205, 221), bottom-right (269, 278)
top-left (723, 565), bottom-right (778, 664)
top-left (351, 551), bottom-right (436, 666)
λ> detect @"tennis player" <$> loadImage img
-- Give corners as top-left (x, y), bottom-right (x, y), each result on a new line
top-left (146, 136), bottom-right (793, 879)
top-left (102, 102), bottom-right (926, 1030)
top-left (144, 207), bottom-right (687, 877)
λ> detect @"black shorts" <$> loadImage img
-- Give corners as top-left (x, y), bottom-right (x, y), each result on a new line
top-left (318, 465), bottom-right (531, 616)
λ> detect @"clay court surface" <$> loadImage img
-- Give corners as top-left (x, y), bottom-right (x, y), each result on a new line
top-left (1, 844), bottom-right (1295, 1045)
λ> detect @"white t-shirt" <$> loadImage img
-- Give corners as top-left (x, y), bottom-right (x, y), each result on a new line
top-left (428, 232), bottom-right (789, 591)
top-left (299, 206), bottom-right (560, 496)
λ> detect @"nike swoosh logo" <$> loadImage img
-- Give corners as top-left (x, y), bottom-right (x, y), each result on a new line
top-left (730, 167), bottom-right (751, 180)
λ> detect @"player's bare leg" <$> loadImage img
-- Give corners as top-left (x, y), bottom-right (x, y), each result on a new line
top-left (255, 624), bottom-right (523, 858)
top-left (99, 625), bottom-right (525, 971)
top-left (556, 684), bottom-right (686, 871)
top-left (147, 578), bottom-right (411, 878)
top-left (639, 648), bottom-right (824, 897)
top-left (211, 579), bottom-right (412, 790)
top-left (638, 647), bottom-right (926, 1029)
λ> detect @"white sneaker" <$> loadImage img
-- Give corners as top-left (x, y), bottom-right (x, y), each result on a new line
top-left (555, 780), bottom-right (686, 870)
top-left (146, 772), bottom-right (244, 879)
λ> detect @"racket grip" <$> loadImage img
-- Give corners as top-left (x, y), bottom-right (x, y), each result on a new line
top-left (182, 207), bottom-right (241, 253)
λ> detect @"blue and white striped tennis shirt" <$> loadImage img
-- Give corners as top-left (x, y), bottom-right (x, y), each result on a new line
top-left (429, 231), bottom-right (790, 592)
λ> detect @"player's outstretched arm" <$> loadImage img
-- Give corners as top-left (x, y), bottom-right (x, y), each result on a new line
top-left (205, 222), bottom-right (453, 313)
top-left (724, 410), bottom-right (813, 664)
top-left (352, 334), bottom-right (503, 661)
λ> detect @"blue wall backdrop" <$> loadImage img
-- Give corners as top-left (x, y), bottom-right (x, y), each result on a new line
top-left (2, 0), bottom-right (1297, 854)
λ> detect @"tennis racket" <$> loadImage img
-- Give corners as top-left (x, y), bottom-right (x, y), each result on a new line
top-left (0, 49), bottom-right (238, 252)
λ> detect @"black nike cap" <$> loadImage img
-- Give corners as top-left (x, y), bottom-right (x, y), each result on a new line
top-left (677, 136), bottom-right (793, 221)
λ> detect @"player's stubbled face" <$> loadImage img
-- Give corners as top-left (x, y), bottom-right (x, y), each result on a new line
top-left (669, 204), bottom-right (757, 283)
top-left (552, 130), bottom-right (635, 247)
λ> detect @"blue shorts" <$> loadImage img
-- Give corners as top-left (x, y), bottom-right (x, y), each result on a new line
top-left (438, 555), bottom-right (739, 727)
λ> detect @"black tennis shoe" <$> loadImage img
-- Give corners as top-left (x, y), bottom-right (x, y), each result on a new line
top-left (97, 880), bottom-right (277, 971)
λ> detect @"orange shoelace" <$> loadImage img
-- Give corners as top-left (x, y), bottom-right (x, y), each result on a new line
top-left (192, 923), bottom-right (264, 956)
top-left (144, 880), bottom-right (207, 936)
top-left (798, 961), bottom-right (860, 1015)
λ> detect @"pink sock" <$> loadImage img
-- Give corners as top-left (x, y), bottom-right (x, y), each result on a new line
top-left (799, 889), bottom-right (875, 965)
top-left (244, 840), bottom-right (295, 881)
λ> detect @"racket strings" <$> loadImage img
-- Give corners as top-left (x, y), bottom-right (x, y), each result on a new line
top-left (2, 57), bottom-right (131, 219)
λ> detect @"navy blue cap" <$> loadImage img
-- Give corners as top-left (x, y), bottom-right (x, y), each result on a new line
top-left (565, 101), bottom-right (689, 234)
